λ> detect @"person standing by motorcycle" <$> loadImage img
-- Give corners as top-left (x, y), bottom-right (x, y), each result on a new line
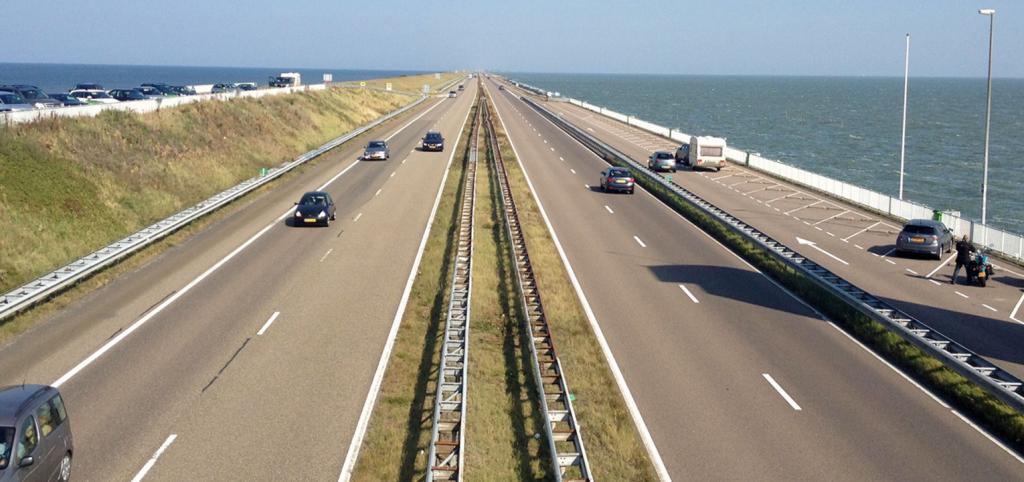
top-left (952, 235), bottom-right (976, 285)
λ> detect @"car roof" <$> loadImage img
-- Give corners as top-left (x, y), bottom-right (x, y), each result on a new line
top-left (302, 191), bottom-right (329, 196)
top-left (0, 385), bottom-right (56, 425)
top-left (905, 219), bottom-right (943, 228)
top-left (653, 151), bottom-right (673, 156)
top-left (425, 131), bottom-right (442, 136)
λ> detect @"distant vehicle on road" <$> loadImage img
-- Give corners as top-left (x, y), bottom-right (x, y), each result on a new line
top-left (422, 131), bottom-right (445, 152)
top-left (895, 219), bottom-right (953, 259)
top-left (140, 84), bottom-right (179, 96)
top-left (292, 191), bottom-right (336, 226)
top-left (0, 85), bottom-right (60, 109)
top-left (0, 384), bottom-right (74, 482)
top-left (211, 84), bottom-right (236, 94)
top-left (648, 151), bottom-right (677, 172)
top-left (269, 73), bottom-right (301, 88)
top-left (0, 91), bottom-right (33, 112)
top-left (68, 89), bottom-right (118, 104)
top-left (448, 90), bottom-right (457, 98)
top-left (170, 85), bottom-right (197, 96)
top-left (599, 167), bottom-right (635, 194)
top-left (108, 89), bottom-right (149, 102)
top-left (234, 82), bottom-right (258, 91)
top-left (676, 136), bottom-right (727, 172)
top-left (363, 140), bottom-right (390, 160)
top-left (136, 86), bottom-right (166, 98)
top-left (498, 85), bottom-right (504, 91)
top-left (73, 83), bottom-right (104, 91)
top-left (458, 84), bottom-right (464, 91)
top-left (47, 93), bottom-right (86, 107)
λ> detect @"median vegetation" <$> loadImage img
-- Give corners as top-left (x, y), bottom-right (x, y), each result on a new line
top-left (0, 75), bottom-right (467, 301)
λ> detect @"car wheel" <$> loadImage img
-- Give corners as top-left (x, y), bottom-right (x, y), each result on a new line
top-left (59, 453), bottom-right (71, 482)
top-left (629, 188), bottom-right (635, 195)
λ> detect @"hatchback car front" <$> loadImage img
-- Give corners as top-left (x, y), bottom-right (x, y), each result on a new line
top-left (422, 132), bottom-right (445, 152)
top-left (293, 191), bottom-right (336, 226)
top-left (363, 141), bottom-right (389, 160)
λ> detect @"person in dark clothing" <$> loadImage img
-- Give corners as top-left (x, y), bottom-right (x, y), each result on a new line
top-left (952, 235), bottom-right (976, 285)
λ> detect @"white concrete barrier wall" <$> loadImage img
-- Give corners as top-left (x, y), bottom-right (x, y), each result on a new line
top-left (564, 96), bottom-right (1023, 261)
top-left (1, 84), bottom-right (330, 127)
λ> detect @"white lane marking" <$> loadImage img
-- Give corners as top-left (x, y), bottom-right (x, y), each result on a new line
top-left (485, 92), bottom-right (671, 481)
top-left (881, 248), bottom-right (897, 258)
top-left (955, 291), bottom-right (969, 299)
top-left (1011, 292), bottom-right (1024, 323)
top-left (854, 244), bottom-right (864, 250)
top-left (543, 139), bottom-right (548, 143)
top-left (842, 221), bottom-right (881, 241)
top-left (374, 188), bottom-right (382, 197)
top-left (390, 171), bottom-right (396, 178)
top-left (257, 311), bottom-right (281, 335)
top-left (814, 226), bottom-right (823, 231)
top-left (339, 95), bottom-right (472, 482)
top-left (926, 253), bottom-right (957, 278)
top-left (570, 168), bottom-right (576, 174)
top-left (604, 205), bottom-right (614, 214)
top-left (353, 212), bottom-right (363, 222)
top-left (763, 373), bottom-right (802, 411)
top-left (786, 200), bottom-right (822, 214)
top-left (401, 159), bottom-right (406, 165)
top-left (678, 284), bottom-right (699, 304)
top-left (559, 156), bottom-right (564, 161)
top-left (885, 259), bottom-right (896, 265)
top-left (633, 236), bottom-right (647, 248)
top-left (930, 279), bottom-right (942, 286)
top-left (825, 232), bottom-right (835, 237)
top-left (813, 209), bottom-right (850, 226)
top-left (983, 304), bottom-right (998, 312)
top-left (951, 410), bottom-right (1024, 465)
top-left (584, 184), bottom-right (590, 189)
top-left (796, 237), bottom-right (849, 265)
top-left (131, 434), bottom-right (177, 482)
top-left (550, 147), bottom-right (555, 151)
top-left (906, 268), bottom-right (918, 275)
top-left (319, 249), bottom-right (334, 262)
top-left (802, 221), bottom-right (811, 226)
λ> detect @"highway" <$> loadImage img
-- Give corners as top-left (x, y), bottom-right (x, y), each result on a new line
top-left (539, 96), bottom-right (1024, 384)
top-left (0, 82), bottom-right (477, 481)
top-left (482, 78), bottom-right (1023, 479)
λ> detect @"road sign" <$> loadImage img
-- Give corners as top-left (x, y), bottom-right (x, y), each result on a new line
top-left (385, 82), bottom-right (392, 91)
top-left (423, 84), bottom-right (430, 94)
top-left (323, 73), bottom-right (333, 83)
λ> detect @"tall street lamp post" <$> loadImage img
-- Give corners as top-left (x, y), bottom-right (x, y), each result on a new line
top-left (979, 8), bottom-right (995, 228)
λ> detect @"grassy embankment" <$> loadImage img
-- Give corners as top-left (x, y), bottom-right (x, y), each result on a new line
top-left (0, 72), bottom-right (452, 340)
top-left (339, 72), bottom-right (463, 96)
top-left (573, 114), bottom-right (1024, 452)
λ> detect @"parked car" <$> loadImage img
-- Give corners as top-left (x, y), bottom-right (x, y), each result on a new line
top-left (0, 91), bottom-right (34, 112)
top-left (363, 140), bottom-right (390, 160)
top-left (140, 83), bottom-right (179, 96)
top-left (648, 151), bottom-right (677, 172)
top-left (169, 85), bottom-right (196, 96)
top-left (47, 93), bottom-right (86, 107)
top-left (211, 83), bottom-right (237, 94)
top-left (895, 219), bottom-right (953, 259)
top-left (676, 136), bottom-right (727, 171)
top-left (0, 384), bottom-right (74, 482)
top-left (0, 85), bottom-right (60, 109)
top-left (73, 83), bottom-right (104, 91)
top-left (108, 89), bottom-right (149, 102)
top-left (269, 73), bottom-right (301, 88)
top-left (292, 191), bottom-right (336, 226)
top-left (69, 89), bottom-right (119, 104)
top-left (136, 86), bottom-right (166, 98)
top-left (422, 131), bottom-right (445, 152)
top-left (599, 167), bottom-right (635, 194)
top-left (235, 82), bottom-right (258, 91)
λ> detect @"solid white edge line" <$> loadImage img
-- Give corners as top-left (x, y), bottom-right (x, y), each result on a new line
top-left (53, 96), bottom-right (446, 389)
top-left (677, 284), bottom-right (699, 304)
top-left (130, 433), bottom-right (177, 482)
top-left (257, 311), bottom-right (280, 336)
top-left (485, 82), bottom-right (672, 482)
top-left (633, 235), bottom-right (647, 248)
top-left (337, 89), bottom-right (472, 482)
top-left (1011, 292), bottom-right (1024, 321)
top-left (762, 373), bottom-right (802, 411)
top-left (951, 410), bottom-right (1024, 465)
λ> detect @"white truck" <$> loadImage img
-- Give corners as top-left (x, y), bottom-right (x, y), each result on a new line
top-left (269, 72), bottom-right (302, 88)
top-left (675, 136), bottom-right (727, 171)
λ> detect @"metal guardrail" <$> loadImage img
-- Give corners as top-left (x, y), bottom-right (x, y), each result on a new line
top-left (0, 93), bottom-right (438, 322)
top-left (426, 90), bottom-right (480, 482)
top-left (522, 95), bottom-right (1024, 415)
top-left (485, 96), bottom-right (594, 481)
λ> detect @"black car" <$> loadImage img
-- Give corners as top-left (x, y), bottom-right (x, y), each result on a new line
top-left (211, 84), bottom-right (236, 94)
top-left (47, 93), bottom-right (86, 107)
top-left (170, 85), bottom-right (197, 96)
top-left (0, 85), bottom-right (60, 108)
top-left (599, 167), bottom-right (635, 194)
top-left (422, 131), bottom-right (445, 151)
top-left (0, 385), bottom-right (73, 482)
top-left (292, 191), bottom-right (336, 226)
top-left (140, 83), bottom-right (179, 96)
top-left (108, 89), bottom-right (149, 102)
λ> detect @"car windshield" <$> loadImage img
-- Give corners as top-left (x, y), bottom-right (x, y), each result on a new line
top-left (92, 91), bottom-right (112, 99)
top-left (77, 84), bottom-right (102, 90)
top-left (0, 426), bottom-right (12, 470)
top-left (655, 152), bottom-right (673, 159)
top-left (903, 225), bottom-right (937, 235)
top-left (299, 194), bottom-right (327, 206)
top-left (19, 89), bottom-right (47, 100)
top-left (609, 169), bottom-right (631, 177)
top-left (0, 93), bottom-right (25, 104)
top-left (368, 141), bottom-right (385, 148)
top-left (425, 133), bottom-right (442, 141)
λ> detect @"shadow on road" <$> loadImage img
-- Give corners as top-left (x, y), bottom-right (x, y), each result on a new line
top-left (647, 264), bottom-right (818, 319)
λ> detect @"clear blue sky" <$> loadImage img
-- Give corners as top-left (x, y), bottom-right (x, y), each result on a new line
top-left (2, 0), bottom-right (1021, 77)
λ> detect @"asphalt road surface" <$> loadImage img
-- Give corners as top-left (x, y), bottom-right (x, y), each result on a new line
top-left (0, 82), bottom-right (476, 481)
top-left (483, 78), bottom-right (1022, 480)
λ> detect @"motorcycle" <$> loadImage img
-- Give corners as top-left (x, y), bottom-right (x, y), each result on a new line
top-left (966, 249), bottom-right (995, 287)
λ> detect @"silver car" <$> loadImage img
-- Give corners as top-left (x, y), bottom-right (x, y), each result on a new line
top-left (363, 140), bottom-right (390, 160)
top-left (648, 151), bottom-right (677, 172)
top-left (0, 91), bottom-right (33, 112)
top-left (895, 219), bottom-right (953, 259)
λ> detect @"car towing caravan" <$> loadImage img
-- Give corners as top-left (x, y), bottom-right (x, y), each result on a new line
top-left (269, 72), bottom-right (301, 88)
top-left (675, 136), bottom-right (727, 171)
